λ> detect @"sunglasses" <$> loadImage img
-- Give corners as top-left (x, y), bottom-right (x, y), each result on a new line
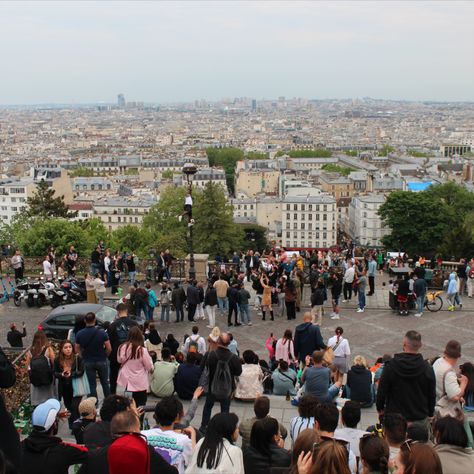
top-left (400, 438), bottom-right (420, 453)
top-left (312, 437), bottom-right (350, 461)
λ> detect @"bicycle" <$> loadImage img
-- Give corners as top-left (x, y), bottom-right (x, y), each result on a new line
top-left (424, 290), bottom-right (443, 312)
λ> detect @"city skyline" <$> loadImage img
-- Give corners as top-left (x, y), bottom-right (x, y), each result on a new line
top-left (0, 1), bottom-right (473, 104)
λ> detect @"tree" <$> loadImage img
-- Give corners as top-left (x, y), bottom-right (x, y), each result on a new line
top-left (69, 167), bottom-right (96, 177)
top-left (110, 225), bottom-right (150, 255)
top-left (161, 170), bottom-right (174, 179)
top-left (377, 145), bottom-right (395, 157)
top-left (321, 164), bottom-right (355, 176)
top-left (206, 147), bottom-right (244, 194)
top-left (193, 182), bottom-right (243, 256)
top-left (345, 150), bottom-right (358, 157)
top-left (241, 224), bottom-right (268, 252)
top-left (288, 149), bottom-right (332, 158)
top-left (245, 151), bottom-right (268, 160)
top-left (26, 180), bottom-right (77, 219)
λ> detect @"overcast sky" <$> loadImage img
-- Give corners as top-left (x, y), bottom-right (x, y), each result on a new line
top-left (0, 1), bottom-right (473, 104)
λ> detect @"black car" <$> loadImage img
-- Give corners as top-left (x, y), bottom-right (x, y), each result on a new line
top-left (38, 303), bottom-right (118, 340)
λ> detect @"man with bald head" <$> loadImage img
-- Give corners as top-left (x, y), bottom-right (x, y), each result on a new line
top-left (199, 332), bottom-right (242, 433)
top-left (294, 312), bottom-right (326, 366)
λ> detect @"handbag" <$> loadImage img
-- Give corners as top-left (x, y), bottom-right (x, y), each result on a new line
top-left (435, 367), bottom-right (462, 419)
top-left (199, 365), bottom-right (210, 394)
top-left (72, 356), bottom-right (90, 397)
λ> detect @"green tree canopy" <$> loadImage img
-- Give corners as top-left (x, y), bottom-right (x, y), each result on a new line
top-left (69, 167), bottom-right (96, 177)
top-left (321, 163), bottom-right (355, 176)
top-left (26, 180), bottom-right (77, 219)
top-left (377, 145), bottom-right (395, 157)
top-left (206, 147), bottom-right (244, 194)
top-left (288, 149), bottom-right (332, 158)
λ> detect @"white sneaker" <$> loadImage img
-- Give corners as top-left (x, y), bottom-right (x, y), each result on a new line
top-left (342, 300), bottom-right (347, 303)
top-left (414, 313), bottom-right (422, 318)
top-left (356, 308), bottom-right (365, 313)
top-left (331, 314), bottom-right (340, 320)
top-left (178, 215), bottom-right (182, 222)
top-left (329, 312), bottom-right (335, 317)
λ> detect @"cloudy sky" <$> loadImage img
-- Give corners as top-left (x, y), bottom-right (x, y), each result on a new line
top-left (0, 1), bottom-right (473, 104)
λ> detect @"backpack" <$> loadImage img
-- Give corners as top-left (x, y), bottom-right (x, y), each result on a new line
top-left (29, 348), bottom-right (53, 387)
top-left (188, 335), bottom-right (201, 353)
top-left (116, 321), bottom-right (130, 345)
top-left (211, 352), bottom-right (233, 400)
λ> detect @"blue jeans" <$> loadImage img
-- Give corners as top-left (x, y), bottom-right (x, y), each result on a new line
top-left (358, 291), bottom-right (366, 310)
top-left (416, 296), bottom-right (424, 314)
top-left (320, 383), bottom-right (340, 403)
top-left (164, 267), bottom-right (171, 281)
top-left (217, 297), bottom-right (228, 312)
top-left (147, 306), bottom-right (155, 321)
top-left (161, 304), bottom-right (170, 322)
top-left (85, 360), bottom-right (110, 399)
top-left (200, 393), bottom-right (231, 430)
top-left (128, 271), bottom-right (136, 286)
top-left (239, 303), bottom-right (251, 324)
top-left (136, 300), bottom-right (148, 321)
top-left (175, 305), bottom-right (184, 322)
top-left (90, 263), bottom-right (101, 277)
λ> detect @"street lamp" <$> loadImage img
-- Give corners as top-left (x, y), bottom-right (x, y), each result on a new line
top-left (182, 163), bottom-right (198, 280)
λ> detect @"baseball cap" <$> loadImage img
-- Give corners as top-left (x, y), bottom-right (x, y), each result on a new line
top-left (32, 398), bottom-right (60, 431)
top-left (108, 434), bottom-right (150, 474)
top-left (79, 397), bottom-right (97, 417)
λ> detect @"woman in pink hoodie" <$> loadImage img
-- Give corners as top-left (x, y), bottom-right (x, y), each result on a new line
top-left (117, 326), bottom-right (153, 407)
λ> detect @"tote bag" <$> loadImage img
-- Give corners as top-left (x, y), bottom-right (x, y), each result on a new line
top-left (72, 357), bottom-right (90, 397)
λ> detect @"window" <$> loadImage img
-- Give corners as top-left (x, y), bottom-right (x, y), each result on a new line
top-left (301, 214), bottom-right (305, 221)
top-left (301, 223), bottom-right (305, 230)
top-left (286, 204), bottom-right (290, 210)
top-left (308, 223), bottom-right (312, 230)
top-left (316, 232), bottom-right (320, 238)
top-left (11, 198), bottom-right (16, 203)
top-left (316, 205), bottom-right (320, 211)
top-left (316, 214), bottom-right (320, 221)
top-left (294, 213), bottom-right (297, 220)
top-left (287, 213), bottom-right (290, 220)
top-left (301, 204), bottom-right (305, 211)
top-left (293, 223), bottom-right (297, 229)
top-left (323, 214), bottom-right (327, 221)
top-left (244, 212), bottom-right (247, 217)
top-left (294, 204), bottom-right (297, 211)
top-left (323, 205), bottom-right (327, 211)
top-left (323, 232), bottom-right (327, 239)
top-left (309, 204), bottom-right (312, 211)
top-left (51, 314), bottom-right (76, 326)
top-left (309, 214), bottom-right (312, 220)
top-left (135, 217), bottom-right (138, 223)
top-left (108, 216), bottom-right (111, 222)
top-left (286, 232), bottom-right (290, 238)
top-left (10, 187), bottom-right (25, 194)
top-left (363, 212), bottom-right (367, 218)
top-left (11, 207), bottom-right (17, 211)
top-left (244, 205), bottom-right (247, 210)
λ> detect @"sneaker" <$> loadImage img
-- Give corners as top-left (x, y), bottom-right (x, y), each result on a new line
top-left (448, 305), bottom-right (455, 312)
top-left (356, 308), bottom-right (364, 313)
top-left (235, 323), bottom-right (242, 326)
top-left (342, 300), bottom-right (347, 303)
top-left (247, 322), bottom-right (253, 326)
top-left (331, 315), bottom-right (340, 320)
top-left (414, 313), bottom-right (422, 318)
top-left (206, 325), bottom-right (213, 328)
top-left (228, 323), bottom-right (233, 327)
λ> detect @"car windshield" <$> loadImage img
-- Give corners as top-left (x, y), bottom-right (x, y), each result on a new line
top-left (96, 306), bottom-right (118, 323)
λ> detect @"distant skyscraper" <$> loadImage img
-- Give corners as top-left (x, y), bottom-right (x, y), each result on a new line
top-left (117, 93), bottom-right (126, 108)
top-left (252, 99), bottom-right (257, 111)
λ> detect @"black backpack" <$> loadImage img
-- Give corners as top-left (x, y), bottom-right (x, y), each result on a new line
top-left (116, 321), bottom-right (130, 345)
top-left (211, 352), bottom-right (233, 401)
top-left (29, 348), bottom-right (53, 387)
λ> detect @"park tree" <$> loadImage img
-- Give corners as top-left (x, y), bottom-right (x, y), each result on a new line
top-left (109, 225), bottom-right (150, 255)
top-left (206, 147), bottom-right (244, 194)
top-left (26, 180), bottom-right (77, 219)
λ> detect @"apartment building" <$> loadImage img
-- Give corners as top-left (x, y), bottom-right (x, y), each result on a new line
top-left (0, 179), bottom-right (35, 224)
top-left (319, 173), bottom-right (355, 199)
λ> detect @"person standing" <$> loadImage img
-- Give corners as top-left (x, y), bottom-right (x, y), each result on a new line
top-left (108, 303), bottom-right (138, 394)
top-left (103, 249), bottom-right (111, 287)
top-left (284, 278), bottom-right (297, 320)
top-left (367, 256), bottom-right (377, 296)
top-left (238, 283), bottom-right (252, 326)
top-left (467, 258), bottom-right (474, 298)
top-left (90, 245), bottom-right (101, 278)
top-left (42, 255), bottom-right (53, 280)
top-left (260, 275), bottom-right (274, 321)
top-left (126, 252), bottom-right (137, 286)
top-left (357, 269), bottom-right (367, 313)
top-left (274, 329), bottom-right (296, 367)
top-left (7, 322), bottom-right (26, 347)
top-left (159, 283), bottom-right (172, 323)
top-left (134, 284), bottom-right (149, 321)
top-left (413, 272), bottom-right (427, 318)
top-left (85, 273), bottom-right (97, 304)
top-left (117, 326), bottom-right (153, 407)
top-left (342, 260), bottom-right (355, 302)
top-left (171, 282), bottom-right (186, 322)
top-left (227, 283), bottom-right (241, 327)
top-left (294, 312), bottom-right (326, 365)
top-left (330, 273), bottom-right (342, 320)
top-left (186, 280), bottom-right (200, 322)
top-left (327, 327), bottom-right (350, 376)
top-left (11, 248), bottom-right (24, 282)
top-left (75, 312), bottom-right (112, 399)
top-left (66, 245), bottom-right (78, 277)
top-left (204, 282), bottom-right (218, 328)
top-left (145, 282), bottom-right (158, 321)
top-left (214, 275), bottom-right (229, 315)
top-left (199, 333), bottom-right (242, 433)
top-left (310, 280), bottom-right (327, 326)
top-left (93, 273), bottom-right (106, 305)
top-left (376, 330), bottom-right (436, 431)
top-left (245, 250), bottom-right (259, 280)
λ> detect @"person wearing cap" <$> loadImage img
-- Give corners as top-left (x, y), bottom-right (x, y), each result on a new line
top-left (7, 322), bottom-right (26, 348)
top-left (81, 410), bottom-right (177, 474)
top-left (72, 397), bottom-right (97, 444)
top-left (432, 340), bottom-right (468, 414)
top-left (20, 398), bottom-right (88, 474)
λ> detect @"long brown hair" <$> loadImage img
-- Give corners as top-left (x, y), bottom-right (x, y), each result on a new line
top-left (400, 442), bottom-right (442, 474)
top-left (289, 429), bottom-right (319, 474)
top-left (58, 340), bottom-right (75, 368)
top-left (311, 440), bottom-right (351, 474)
top-left (31, 330), bottom-right (49, 357)
top-left (122, 326), bottom-right (145, 359)
top-left (283, 329), bottom-right (293, 343)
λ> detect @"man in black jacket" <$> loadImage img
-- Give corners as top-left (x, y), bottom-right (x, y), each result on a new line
top-left (294, 312), bottom-right (326, 364)
top-left (376, 330), bottom-right (436, 428)
top-left (199, 333), bottom-right (242, 432)
top-left (21, 398), bottom-right (88, 474)
top-left (186, 280), bottom-right (200, 322)
top-left (7, 322), bottom-right (26, 348)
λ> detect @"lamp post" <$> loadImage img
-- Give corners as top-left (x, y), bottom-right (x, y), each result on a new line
top-left (182, 163), bottom-right (197, 280)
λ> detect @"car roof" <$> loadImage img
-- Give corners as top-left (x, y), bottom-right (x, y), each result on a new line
top-left (47, 303), bottom-right (104, 318)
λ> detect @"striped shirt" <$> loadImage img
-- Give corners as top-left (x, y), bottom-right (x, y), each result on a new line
top-left (290, 416), bottom-right (315, 444)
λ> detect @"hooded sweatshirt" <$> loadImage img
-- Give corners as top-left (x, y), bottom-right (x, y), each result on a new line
top-left (447, 272), bottom-right (458, 295)
top-left (294, 322), bottom-right (326, 362)
top-left (21, 431), bottom-right (88, 474)
top-left (347, 365), bottom-right (372, 404)
top-left (376, 352), bottom-right (436, 421)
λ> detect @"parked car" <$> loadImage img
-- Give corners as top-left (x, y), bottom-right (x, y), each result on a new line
top-left (38, 303), bottom-right (117, 340)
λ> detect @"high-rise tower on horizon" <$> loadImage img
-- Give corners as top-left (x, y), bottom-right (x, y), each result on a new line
top-left (117, 93), bottom-right (125, 108)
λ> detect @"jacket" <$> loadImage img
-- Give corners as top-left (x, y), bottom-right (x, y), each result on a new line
top-left (171, 287), bottom-right (186, 307)
top-left (0, 391), bottom-right (21, 471)
top-left (239, 416), bottom-right (288, 449)
top-left (175, 363), bottom-right (202, 400)
top-left (311, 288), bottom-right (327, 306)
top-left (201, 347), bottom-right (242, 392)
top-left (413, 277), bottom-right (427, 297)
top-left (234, 364), bottom-right (264, 400)
top-left (242, 444), bottom-right (291, 474)
top-left (347, 365), bottom-right (372, 404)
top-left (331, 280), bottom-right (342, 299)
top-left (447, 273), bottom-right (458, 295)
top-left (204, 287), bottom-right (217, 306)
top-left (294, 322), bottom-right (326, 362)
top-left (434, 444), bottom-right (474, 474)
top-left (117, 344), bottom-right (153, 392)
top-left (21, 432), bottom-right (88, 474)
top-left (83, 421), bottom-right (111, 450)
top-left (227, 286), bottom-right (240, 305)
top-left (272, 368), bottom-right (297, 396)
top-left (187, 284), bottom-right (201, 305)
top-left (214, 279), bottom-right (229, 298)
top-left (7, 327), bottom-right (26, 347)
top-left (275, 338), bottom-right (295, 364)
top-left (376, 352), bottom-right (436, 421)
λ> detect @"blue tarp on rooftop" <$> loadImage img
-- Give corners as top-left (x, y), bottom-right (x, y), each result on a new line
top-left (407, 182), bottom-right (432, 192)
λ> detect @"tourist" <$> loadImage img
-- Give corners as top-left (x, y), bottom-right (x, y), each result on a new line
top-left (85, 273), bottom-right (97, 304)
top-left (142, 396), bottom-right (196, 474)
top-left (310, 280), bottom-right (327, 325)
top-left (54, 340), bottom-right (84, 428)
top-left (207, 326), bottom-right (220, 352)
top-left (272, 360), bottom-right (297, 396)
top-left (342, 259), bottom-right (355, 302)
top-left (289, 394), bottom-right (319, 444)
top-left (334, 401), bottom-right (368, 459)
top-left (239, 396), bottom-right (288, 448)
top-left (108, 303), bottom-right (138, 394)
top-left (214, 275), bottom-right (229, 315)
top-left (367, 255), bottom-right (377, 296)
top-left (183, 326), bottom-right (206, 355)
top-left (195, 281), bottom-right (206, 321)
top-left (357, 268), bottom-right (367, 312)
top-left (75, 312), bottom-right (111, 399)
top-left (446, 272), bottom-right (460, 311)
top-left (186, 412), bottom-right (244, 474)
top-left (284, 278), bottom-right (297, 320)
top-left (163, 333), bottom-right (180, 356)
top-left (172, 282), bottom-right (186, 322)
top-left (413, 272), bottom-right (427, 318)
top-left (146, 282), bottom-right (158, 321)
top-left (347, 355), bottom-right (373, 407)
top-left (150, 347), bottom-right (179, 398)
top-left (460, 361), bottom-right (474, 410)
top-left (42, 254), bottom-right (53, 280)
top-left (376, 330), bottom-right (436, 431)
top-left (275, 329), bottom-right (296, 367)
top-left (260, 274), bottom-right (274, 321)
top-left (359, 434), bottom-right (390, 474)
top-left (327, 326), bottom-right (350, 375)
top-left (382, 412), bottom-right (407, 464)
top-left (396, 275), bottom-right (410, 315)
top-left (134, 284), bottom-right (150, 321)
top-left (243, 417), bottom-right (291, 474)
top-left (117, 326), bottom-right (153, 407)
top-left (289, 428), bottom-right (319, 474)
top-left (433, 416), bottom-right (474, 473)
top-left (238, 283), bottom-right (252, 326)
top-left (204, 281), bottom-right (217, 328)
top-left (144, 322), bottom-right (162, 361)
top-left (71, 397), bottom-right (97, 444)
top-left (301, 351), bottom-right (342, 403)
top-left (294, 312), bottom-right (326, 365)
top-left (234, 350), bottom-right (264, 401)
top-left (199, 333), bottom-right (242, 432)
top-left (158, 283), bottom-right (172, 323)
top-left (94, 273), bottom-right (106, 305)
top-left (175, 352), bottom-right (201, 400)
top-left (330, 272), bottom-right (342, 320)
top-left (187, 280), bottom-right (200, 322)
top-left (11, 248), bottom-right (24, 282)
top-left (395, 440), bottom-right (443, 474)
top-left (20, 399), bottom-right (87, 474)
top-left (227, 283), bottom-right (241, 326)
top-left (7, 322), bottom-right (26, 348)
top-left (26, 330), bottom-right (56, 406)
